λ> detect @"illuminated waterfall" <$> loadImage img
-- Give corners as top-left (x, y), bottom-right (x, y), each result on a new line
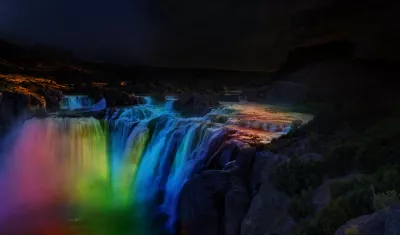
top-left (0, 105), bottom-right (227, 234)
top-left (164, 96), bottom-right (177, 110)
top-left (0, 100), bottom-right (312, 235)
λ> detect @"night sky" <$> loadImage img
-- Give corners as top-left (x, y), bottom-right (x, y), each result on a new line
top-left (1, 0), bottom-right (399, 70)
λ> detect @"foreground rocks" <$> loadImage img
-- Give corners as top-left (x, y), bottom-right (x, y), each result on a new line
top-left (334, 206), bottom-right (400, 235)
top-left (179, 146), bottom-right (256, 235)
top-left (179, 170), bottom-right (230, 235)
top-left (225, 176), bottom-right (250, 235)
top-left (174, 92), bottom-right (219, 116)
top-left (241, 151), bottom-right (293, 235)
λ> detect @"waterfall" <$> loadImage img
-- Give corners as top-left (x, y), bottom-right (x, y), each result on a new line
top-left (164, 100), bottom-right (175, 109)
top-left (0, 107), bottom-right (227, 235)
top-left (143, 96), bottom-right (153, 105)
top-left (164, 96), bottom-right (177, 110)
top-left (60, 95), bottom-right (94, 110)
top-left (0, 101), bottom-right (312, 235)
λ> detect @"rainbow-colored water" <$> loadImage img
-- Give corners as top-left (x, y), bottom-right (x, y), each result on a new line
top-left (0, 99), bottom-right (311, 235)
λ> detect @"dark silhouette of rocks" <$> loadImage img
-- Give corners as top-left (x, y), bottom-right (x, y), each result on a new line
top-left (0, 91), bottom-right (31, 136)
top-left (173, 92), bottom-right (220, 117)
top-left (334, 206), bottom-right (400, 235)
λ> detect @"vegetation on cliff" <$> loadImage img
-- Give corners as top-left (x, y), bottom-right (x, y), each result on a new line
top-left (268, 101), bottom-right (400, 234)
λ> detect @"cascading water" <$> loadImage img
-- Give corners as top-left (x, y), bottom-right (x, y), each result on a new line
top-left (143, 96), bottom-right (153, 105)
top-left (164, 96), bottom-right (177, 110)
top-left (60, 95), bottom-right (94, 110)
top-left (0, 99), bottom-right (312, 235)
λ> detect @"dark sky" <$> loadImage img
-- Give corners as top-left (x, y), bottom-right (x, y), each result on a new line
top-left (0, 0), bottom-right (292, 70)
top-left (0, 0), bottom-right (157, 63)
top-left (1, 0), bottom-right (399, 70)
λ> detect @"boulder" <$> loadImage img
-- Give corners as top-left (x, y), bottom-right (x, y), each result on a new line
top-left (104, 89), bottom-right (141, 107)
top-left (179, 170), bottom-right (230, 235)
top-left (120, 93), bottom-right (140, 106)
top-left (40, 88), bottom-right (63, 110)
top-left (173, 92), bottom-right (219, 116)
top-left (88, 86), bottom-right (104, 103)
top-left (207, 140), bottom-right (249, 170)
top-left (241, 151), bottom-right (293, 235)
top-left (241, 181), bottom-right (292, 235)
top-left (334, 206), bottom-right (400, 235)
top-left (234, 147), bottom-right (256, 176)
top-left (312, 180), bottom-right (332, 213)
top-left (225, 176), bottom-right (250, 235)
top-left (250, 151), bottom-right (289, 191)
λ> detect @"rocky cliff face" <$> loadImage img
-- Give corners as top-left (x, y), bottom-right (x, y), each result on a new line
top-left (0, 91), bottom-right (31, 136)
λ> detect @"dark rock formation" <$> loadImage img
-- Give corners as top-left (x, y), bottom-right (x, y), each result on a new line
top-left (234, 147), bottom-right (256, 176)
top-left (334, 206), bottom-right (400, 235)
top-left (206, 140), bottom-right (249, 170)
top-left (250, 151), bottom-right (274, 197)
top-left (39, 88), bottom-right (62, 110)
top-left (180, 144), bottom-right (256, 235)
top-left (103, 89), bottom-right (142, 107)
top-left (312, 180), bottom-right (332, 214)
top-left (223, 148), bottom-right (255, 235)
top-left (179, 170), bottom-right (230, 235)
top-left (241, 151), bottom-right (293, 235)
top-left (0, 91), bottom-right (31, 135)
top-left (173, 92), bottom-right (219, 116)
top-left (241, 179), bottom-right (293, 235)
top-left (87, 86), bottom-right (104, 103)
top-left (225, 176), bottom-right (250, 235)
